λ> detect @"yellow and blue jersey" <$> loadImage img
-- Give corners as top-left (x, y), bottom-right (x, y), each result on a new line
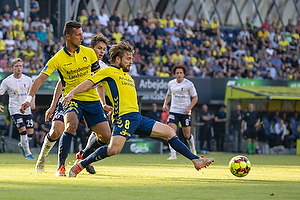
top-left (89, 65), bottom-right (139, 121)
top-left (42, 45), bottom-right (100, 101)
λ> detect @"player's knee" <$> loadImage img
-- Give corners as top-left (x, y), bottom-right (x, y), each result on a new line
top-left (65, 122), bottom-right (77, 133)
top-left (107, 146), bottom-right (121, 156)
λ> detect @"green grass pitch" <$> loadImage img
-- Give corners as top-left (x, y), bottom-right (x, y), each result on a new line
top-left (0, 153), bottom-right (299, 200)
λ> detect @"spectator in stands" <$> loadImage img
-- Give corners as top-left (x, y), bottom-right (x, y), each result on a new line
top-left (199, 13), bottom-right (210, 33)
top-left (0, 53), bottom-right (9, 71)
top-left (12, 6), bottom-right (24, 21)
top-left (279, 35), bottom-right (289, 52)
top-left (153, 21), bottom-right (166, 39)
top-left (143, 61), bottom-right (156, 76)
top-left (261, 18), bottom-right (270, 30)
top-left (163, 14), bottom-right (174, 28)
top-left (30, 0), bottom-right (40, 19)
top-left (270, 51), bottom-right (283, 71)
top-left (269, 119), bottom-right (287, 151)
top-left (154, 12), bottom-right (164, 27)
top-left (134, 11), bottom-right (145, 27)
top-left (239, 25), bottom-right (251, 46)
top-left (2, 13), bottom-right (13, 32)
top-left (31, 15), bottom-right (43, 31)
top-left (77, 9), bottom-right (88, 25)
top-left (110, 10), bottom-right (120, 26)
top-left (243, 16), bottom-right (253, 31)
top-left (164, 21), bottom-right (175, 37)
top-left (88, 9), bottom-right (99, 29)
top-left (257, 26), bottom-right (269, 43)
top-left (173, 13), bottom-right (184, 27)
top-left (14, 33), bottom-right (27, 53)
top-left (112, 26), bottom-right (122, 44)
top-left (0, 4), bottom-right (11, 19)
top-left (82, 26), bottom-right (93, 46)
top-left (233, 44), bottom-right (246, 63)
top-left (210, 17), bottom-right (220, 36)
top-left (184, 15), bottom-right (194, 28)
top-left (23, 16), bottom-right (32, 33)
top-left (98, 8), bottom-right (110, 28)
top-left (13, 14), bottom-right (23, 31)
top-left (26, 32), bottom-right (39, 51)
top-left (4, 33), bottom-right (15, 53)
top-left (127, 20), bottom-right (139, 36)
top-left (133, 29), bottom-right (146, 44)
top-left (35, 25), bottom-right (47, 46)
top-left (147, 103), bottom-right (162, 121)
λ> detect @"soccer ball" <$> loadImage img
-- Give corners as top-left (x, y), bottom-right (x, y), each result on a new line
top-left (229, 155), bottom-right (251, 177)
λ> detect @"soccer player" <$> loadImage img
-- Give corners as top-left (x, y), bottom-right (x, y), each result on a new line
top-left (0, 58), bottom-right (35, 160)
top-left (34, 35), bottom-right (111, 174)
top-left (62, 41), bottom-right (214, 177)
top-left (162, 64), bottom-right (198, 160)
top-left (20, 21), bottom-right (111, 176)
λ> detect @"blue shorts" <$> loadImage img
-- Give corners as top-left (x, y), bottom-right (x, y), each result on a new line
top-left (112, 112), bottom-right (156, 140)
top-left (11, 114), bottom-right (34, 129)
top-left (167, 112), bottom-right (191, 127)
top-left (64, 99), bottom-right (107, 127)
top-left (52, 102), bottom-right (64, 122)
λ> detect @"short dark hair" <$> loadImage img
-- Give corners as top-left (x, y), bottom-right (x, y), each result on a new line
top-left (90, 35), bottom-right (109, 47)
top-left (109, 41), bottom-right (134, 63)
top-left (172, 64), bottom-right (187, 75)
top-left (63, 20), bottom-right (81, 37)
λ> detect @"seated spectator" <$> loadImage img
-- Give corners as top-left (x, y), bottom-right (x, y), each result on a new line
top-left (146, 39), bottom-right (156, 57)
top-left (243, 16), bottom-right (254, 31)
top-left (134, 11), bottom-right (146, 27)
top-left (0, 53), bottom-right (9, 71)
top-left (253, 69), bottom-right (263, 79)
top-left (154, 12), bottom-right (164, 27)
top-left (22, 46), bottom-right (35, 61)
top-left (112, 26), bottom-right (123, 44)
top-left (13, 14), bottom-right (23, 31)
top-left (199, 13), bottom-right (210, 32)
top-left (211, 59), bottom-right (223, 75)
top-left (257, 26), bottom-right (269, 42)
top-left (164, 21), bottom-right (175, 37)
top-left (27, 32), bottom-right (39, 51)
top-left (77, 9), bottom-right (88, 25)
top-left (184, 15), bottom-right (194, 28)
top-left (118, 15), bottom-right (129, 34)
top-left (133, 29), bottom-right (146, 44)
top-left (164, 38), bottom-right (176, 54)
top-left (244, 49), bottom-right (255, 69)
top-left (143, 61), bottom-right (156, 76)
top-left (279, 35), bottom-right (289, 51)
top-left (140, 20), bottom-right (151, 36)
top-left (171, 48), bottom-right (183, 64)
top-left (110, 10), bottom-right (120, 26)
top-left (127, 20), bottom-right (139, 36)
top-left (35, 25), bottom-right (47, 45)
top-left (2, 13), bottom-right (13, 31)
top-left (98, 8), bottom-right (109, 28)
top-left (153, 21), bottom-right (166, 39)
top-left (31, 15), bottom-right (43, 31)
top-left (4, 33), bottom-right (15, 53)
top-left (82, 26), bottom-right (93, 46)
top-left (210, 17), bottom-right (220, 36)
top-left (135, 37), bottom-right (148, 57)
top-left (156, 64), bottom-right (170, 77)
top-left (261, 18), bottom-right (270, 30)
top-left (1, 4), bottom-right (12, 19)
top-left (280, 26), bottom-right (292, 43)
top-left (173, 13), bottom-right (184, 27)
top-left (269, 119), bottom-right (287, 149)
top-left (87, 9), bottom-right (99, 28)
top-left (239, 25), bottom-right (252, 46)
top-left (163, 14), bottom-right (174, 28)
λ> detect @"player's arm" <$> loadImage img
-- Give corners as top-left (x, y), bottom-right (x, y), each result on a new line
top-left (0, 105), bottom-right (4, 114)
top-left (30, 95), bottom-right (36, 111)
top-left (45, 80), bottom-right (62, 121)
top-left (96, 85), bottom-right (113, 116)
top-left (184, 95), bottom-right (198, 114)
top-left (241, 119), bottom-right (245, 134)
top-left (162, 94), bottom-right (171, 112)
top-left (62, 79), bottom-right (94, 107)
top-left (19, 73), bottom-right (49, 114)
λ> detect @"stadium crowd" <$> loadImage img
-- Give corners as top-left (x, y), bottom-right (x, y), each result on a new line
top-left (0, 4), bottom-right (300, 79)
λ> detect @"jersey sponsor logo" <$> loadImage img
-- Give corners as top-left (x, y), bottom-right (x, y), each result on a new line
top-left (83, 57), bottom-right (87, 62)
top-left (168, 114), bottom-right (175, 120)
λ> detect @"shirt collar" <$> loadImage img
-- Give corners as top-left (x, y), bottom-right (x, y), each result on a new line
top-left (63, 46), bottom-right (80, 56)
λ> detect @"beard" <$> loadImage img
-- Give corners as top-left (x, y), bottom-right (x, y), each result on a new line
top-left (120, 62), bottom-right (130, 72)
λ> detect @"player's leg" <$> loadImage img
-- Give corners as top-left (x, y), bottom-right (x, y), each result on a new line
top-left (56, 111), bottom-right (79, 176)
top-left (167, 122), bottom-right (178, 160)
top-left (150, 120), bottom-right (214, 170)
top-left (69, 135), bottom-right (126, 177)
top-left (12, 114), bottom-right (34, 159)
top-left (35, 120), bottom-right (64, 172)
top-left (182, 126), bottom-right (197, 155)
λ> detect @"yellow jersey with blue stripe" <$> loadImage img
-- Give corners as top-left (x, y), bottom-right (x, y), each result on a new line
top-left (89, 65), bottom-right (139, 121)
top-left (42, 45), bottom-right (100, 101)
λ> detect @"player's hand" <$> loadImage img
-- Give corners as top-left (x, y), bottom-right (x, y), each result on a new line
top-left (0, 105), bottom-right (4, 114)
top-left (103, 104), bottom-right (113, 116)
top-left (19, 102), bottom-right (30, 114)
top-left (45, 106), bottom-right (56, 122)
top-left (162, 105), bottom-right (169, 112)
top-left (183, 108), bottom-right (190, 115)
top-left (240, 128), bottom-right (244, 134)
top-left (62, 93), bottom-right (74, 107)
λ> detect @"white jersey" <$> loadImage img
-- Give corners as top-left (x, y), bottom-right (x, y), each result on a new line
top-left (167, 78), bottom-right (197, 115)
top-left (0, 74), bottom-right (32, 115)
top-left (99, 60), bottom-right (108, 69)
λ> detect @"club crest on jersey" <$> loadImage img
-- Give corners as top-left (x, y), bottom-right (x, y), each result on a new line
top-left (83, 57), bottom-right (87, 62)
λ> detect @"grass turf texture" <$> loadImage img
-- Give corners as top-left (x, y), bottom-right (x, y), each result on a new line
top-left (0, 153), bottom-right (299, 200)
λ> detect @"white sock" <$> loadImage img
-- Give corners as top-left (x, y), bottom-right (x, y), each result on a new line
top-left (187, 134), bottom-right (196, 151)
top-left (20, 134), bottom-right (31, 155)
top-left (168, 144), bottom-right (177, 156)
top-left (38, 135), bottom-right (56, 160)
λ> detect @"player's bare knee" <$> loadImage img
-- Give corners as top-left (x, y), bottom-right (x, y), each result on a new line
top-left (65, 122), bottom-right (77, 134)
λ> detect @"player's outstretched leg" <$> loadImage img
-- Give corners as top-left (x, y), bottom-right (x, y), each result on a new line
top-left (35, 134), bottom-right (57, 172)
top-left (19, 131), bottom-right (35, 160)
top-left (168, 136), bottom-right (214, 170)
